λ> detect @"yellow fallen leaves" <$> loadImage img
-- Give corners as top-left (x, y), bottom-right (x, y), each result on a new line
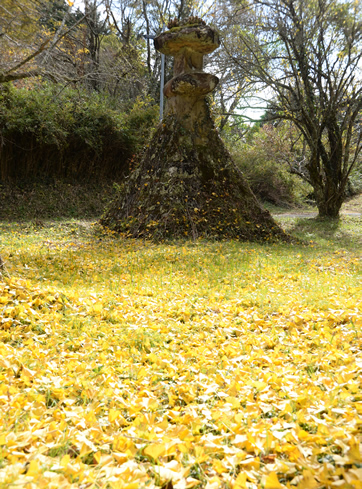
top-left (0, 226), bottom-right (361, 488)
top-left (263, 472), bottom-right (283, 489)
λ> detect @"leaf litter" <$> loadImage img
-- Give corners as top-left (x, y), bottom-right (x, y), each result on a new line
top-left (0, 223), bottom-right (361, 488)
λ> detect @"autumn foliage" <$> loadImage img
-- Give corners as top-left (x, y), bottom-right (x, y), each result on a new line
top-left (0, 219), bottom-right (361, 488)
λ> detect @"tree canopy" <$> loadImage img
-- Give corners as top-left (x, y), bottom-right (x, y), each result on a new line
top-left (1, 0), bottom-right (361, 217)
top-left (223, 0), bottom-right (362, 217)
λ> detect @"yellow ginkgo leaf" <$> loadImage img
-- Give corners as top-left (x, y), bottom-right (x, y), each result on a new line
top-left (108, 408), bottom-right (120, 423)
top-left (60, 454), bottom-right (70, 468)
top-left (264, 472), bottom-right (283, 489)
top-left (144, 443), bottom-right (166, 460)
top-left (234, 471), bottom-right (247, 488)
top-left (298, 471), bottom-right (318, 488)
top-left (27, 459), bottom-right (40, 476)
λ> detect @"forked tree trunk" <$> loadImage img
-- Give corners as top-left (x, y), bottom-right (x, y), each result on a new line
top-left (309, 148), bottom-right (347, 219)
top-left (314, 182), bottom-right (345, 219)
top-left (101, 20), bottom-right (289, 242)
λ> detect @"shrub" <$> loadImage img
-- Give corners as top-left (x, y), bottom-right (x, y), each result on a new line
top-left (0, 84), bottom-right (158, 183)
top-left (230, 124), bottom-right (312, 207)
top-left (347, 159), bottom-right (362, 196)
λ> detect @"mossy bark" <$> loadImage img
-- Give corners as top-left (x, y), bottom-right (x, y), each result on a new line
top-left (101, 106), bottom-right (288, 242)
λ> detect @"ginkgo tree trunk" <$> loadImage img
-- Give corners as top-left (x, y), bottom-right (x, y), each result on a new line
top-left (101, 18), bottom-right (288, 242)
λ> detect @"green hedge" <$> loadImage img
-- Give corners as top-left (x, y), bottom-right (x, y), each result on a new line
top-left (0, 84), bottom-right (158, 183)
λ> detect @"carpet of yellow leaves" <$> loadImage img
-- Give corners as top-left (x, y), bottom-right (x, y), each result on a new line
top-left (0, 222), bottom-right (361, 488)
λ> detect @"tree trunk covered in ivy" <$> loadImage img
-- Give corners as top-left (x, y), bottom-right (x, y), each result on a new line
top-left (101, 20), bottom-right (288, 242)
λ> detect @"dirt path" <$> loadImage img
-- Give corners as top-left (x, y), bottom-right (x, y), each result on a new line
top-left (273, 210), bottom-right (361, 219)
top-left (273, 194), bottom-right (362, 219)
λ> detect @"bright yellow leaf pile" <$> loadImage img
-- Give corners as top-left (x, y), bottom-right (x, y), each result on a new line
top-left (0, 222), bottom-right (361, 488)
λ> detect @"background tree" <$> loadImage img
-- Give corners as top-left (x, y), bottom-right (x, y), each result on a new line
top-left (224, 0), bottom-right (362, 218)
top-left (0, 0), bottom-right (87, 84)
top-left (206, 0), bottom-right (256, 132)
top-left (104, 0), bottom-right (199, 103)
top-left (1, 0), bottom-right (253, 123)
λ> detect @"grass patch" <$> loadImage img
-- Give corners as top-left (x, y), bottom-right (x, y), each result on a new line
top-left (274, 214), bottom-right (362, 249)
top-left (0, 205), bottom-right (361, 488)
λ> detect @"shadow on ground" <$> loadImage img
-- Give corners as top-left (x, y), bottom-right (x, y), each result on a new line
top-left (273, 214), bottom-right (362, 250)
top-left (0, 182), bottom-right (117, 221)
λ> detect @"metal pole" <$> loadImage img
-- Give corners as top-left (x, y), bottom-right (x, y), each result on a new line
top-left (160, 53), bottom-right (165, 121)
top-left (142, 33), bottom-right (165, 121)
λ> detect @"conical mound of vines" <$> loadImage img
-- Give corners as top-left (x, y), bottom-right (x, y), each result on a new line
top-left (100, 112), bottom-right (289, 242)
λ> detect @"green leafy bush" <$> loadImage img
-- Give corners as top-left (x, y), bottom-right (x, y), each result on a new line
top-left (0, 84), bottom-right (158, 183)
top-left (347, 161), bottom-right (362, 196)
top-left (230, 124), bottom-right (312, 207)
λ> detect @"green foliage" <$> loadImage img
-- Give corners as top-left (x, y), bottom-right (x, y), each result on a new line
top-left (231, 124), bottom-right (312, 207)
top-left (125, 96), bottom-right (160, 148)
top-left (0, 83), bottom-right (125, 148)
top-left (348, 160), bottom-right (362, 196)
top-left (39, 0), bottom-right (83, 32)
top-left (0, 84), bottom-right (158, 182)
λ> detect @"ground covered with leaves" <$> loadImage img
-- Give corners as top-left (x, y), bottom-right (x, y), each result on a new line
top-left (0, 216), bottom-right (361, 488)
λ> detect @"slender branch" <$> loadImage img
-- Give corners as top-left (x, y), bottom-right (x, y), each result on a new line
top-left (5, 40), bottom-right (50, 75)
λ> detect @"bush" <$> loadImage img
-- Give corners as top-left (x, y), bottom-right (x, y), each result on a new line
top-left (230, 124), bottom-right (312, 207)
top-left (0, 84), bottom-right (158, 183)
top-left (347, 160), bottom-right (362, 196)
